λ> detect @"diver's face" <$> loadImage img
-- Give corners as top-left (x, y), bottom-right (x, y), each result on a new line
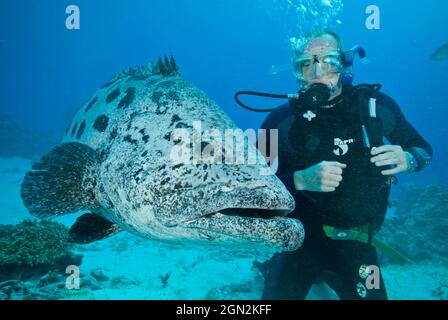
top-left (299, 35), bottom-right (343, 99)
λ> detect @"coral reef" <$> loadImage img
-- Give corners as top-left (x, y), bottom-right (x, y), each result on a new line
top-left (0, 220), bottom-right (86, 300)
top-left (0, 220), bottom-right (81, 280)
top-left (376, 184), bottom-right (448, 264)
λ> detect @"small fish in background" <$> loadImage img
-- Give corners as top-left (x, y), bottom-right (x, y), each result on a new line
top-left (430, 42), bottom-right (448, 61)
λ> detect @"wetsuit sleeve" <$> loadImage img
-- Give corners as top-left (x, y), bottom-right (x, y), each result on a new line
top-left (376, 93), bottom-right (433, 172)
top-left (259, 106), bottom-right (297, 193)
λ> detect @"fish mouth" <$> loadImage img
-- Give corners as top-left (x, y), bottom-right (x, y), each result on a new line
top-left (181, 208), bottom-right (304, 252)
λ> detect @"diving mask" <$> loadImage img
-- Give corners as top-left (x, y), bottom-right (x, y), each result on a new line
top-left (295, 51), bottom-right (344, 79)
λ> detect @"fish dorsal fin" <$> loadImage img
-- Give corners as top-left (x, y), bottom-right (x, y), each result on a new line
top-left (21, 142), bottom-right (100, 218)
top-left (68, 212), bottom-right (122, 244)
top-left (112, 55), bottom-right (180, 80)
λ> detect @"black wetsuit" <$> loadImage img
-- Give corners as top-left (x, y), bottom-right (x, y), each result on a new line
top-left (260, 84), bottom-right (433, 300)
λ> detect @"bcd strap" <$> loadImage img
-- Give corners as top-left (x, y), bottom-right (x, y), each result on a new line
top-left (350, 84), bottom-right (383, 149)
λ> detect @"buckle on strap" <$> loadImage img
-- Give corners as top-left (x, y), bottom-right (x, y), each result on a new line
top-left (323, 224), bottom-right (371, 243)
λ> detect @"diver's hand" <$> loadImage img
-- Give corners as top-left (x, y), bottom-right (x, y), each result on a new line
top-left (293, 161), bottom-right (346, 193)
top-left (370, 145), bottom-right (410, 175)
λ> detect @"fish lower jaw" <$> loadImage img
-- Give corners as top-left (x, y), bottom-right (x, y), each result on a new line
top-left (179, 210), bottom-right (304, 252)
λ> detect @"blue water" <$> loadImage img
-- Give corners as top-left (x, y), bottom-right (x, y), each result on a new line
top-left (0, 0), bottom-right (447, 300)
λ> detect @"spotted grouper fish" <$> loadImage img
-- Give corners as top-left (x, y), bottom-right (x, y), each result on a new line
top-left (20, 57), bottom-right (304, 252)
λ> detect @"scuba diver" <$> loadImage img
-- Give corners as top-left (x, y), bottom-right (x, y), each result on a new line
top-left (237, 30), bottom-right (433, 300)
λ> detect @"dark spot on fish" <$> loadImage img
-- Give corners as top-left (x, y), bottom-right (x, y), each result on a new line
top-left (174, 182), bottom-right (183, 190)
top-left (93, 115), bottom-right (109, 132)
top-left (174, 181), bottom-right (193, 189)
top-left (118, 163), bottom-right (125, 170)
top-left (164, 132), bottom-right (172, 141)
top-left (203, 172), bottom-right (208, 181)
top-left (71, 123), bottom-right (78, 138)
top-left (141, 151), bottom-right (148, 157)
top-left (170, 115), bottom-right (181, 126)
top-left (139, 128), bottom-right (146, 135)
top-left (109, 128), bottom-right (118, 140)
top-left (118, 87), bottom-right (136, 109)
top-left (221, 148), bottom-right (227, 163)
top-left (173, 163), bottom-right (183, 169)
top-left (101, 79), bottom-right (117, 89)
top-left (76, 121), bottom-right (86, 139)
top-left (106, 88), bottom-right (120, 103)
top-left (107, 199), bottom-right (115, 209)
top-left (123, 134), bottom-right (138, 145)
top-left (175, 122), bottom-right (191, 129)
top-left (142, 135), bottom-right (149, 143)
top-left (85, 97), bottom-right (98, 112)
top-left (133, 168), bottom-right (144, 182)
top-left (160, 177), bottom-right (170, 186)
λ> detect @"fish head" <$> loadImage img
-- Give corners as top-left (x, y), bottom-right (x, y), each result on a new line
top-left (115, 77), bottom-right (303, 252)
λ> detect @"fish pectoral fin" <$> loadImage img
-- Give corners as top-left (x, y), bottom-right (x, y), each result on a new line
top-left (68, 212), bottom-right (122, 244)
top-left (20, 142), bottom-right (100, 218)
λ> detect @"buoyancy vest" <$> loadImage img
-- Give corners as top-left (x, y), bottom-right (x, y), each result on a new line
top-left (287, 84), bottom-right (393, 229)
